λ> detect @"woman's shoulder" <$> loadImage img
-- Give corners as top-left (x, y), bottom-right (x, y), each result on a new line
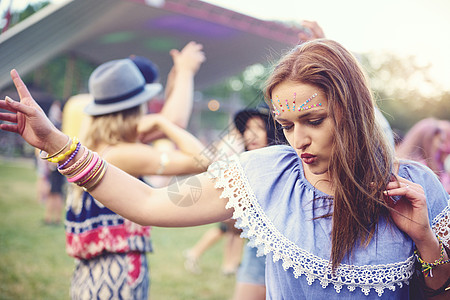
top-left (398, 159), bottom-right (449, 219)
top-left (238, 145), bottom-right (300, 169)
top-left (398, 159), bottom-right (440, 184)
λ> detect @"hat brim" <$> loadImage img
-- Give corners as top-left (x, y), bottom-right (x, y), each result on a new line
top-left (83, 83), bottom-right (162, 116)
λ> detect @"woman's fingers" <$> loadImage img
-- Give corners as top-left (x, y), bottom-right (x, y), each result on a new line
top-left (5, 96), bottom-right (35, 117)
top-left (0, 98), bottom-right (17, 113)
top-left (11, 69), bottom-right (33, 101)
top-left (384, 175), bottom-right (426, 209)
top-left (0, 111), bottom-right (18, 123)
top-left (384, 181), bottom-right (412, 196)
top-left (0, 122), bottom-right (19, 133)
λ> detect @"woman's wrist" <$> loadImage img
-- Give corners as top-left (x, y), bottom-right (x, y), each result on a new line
top-left (174, 68), bottom-right (196, 78)
top-left (43, 132), bottom-right (71, 156)
top-left (415, 232), bottom-right (445, 263)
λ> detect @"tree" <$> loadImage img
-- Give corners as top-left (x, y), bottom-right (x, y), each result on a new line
top-left (359, 52), bottom-right (449, 136)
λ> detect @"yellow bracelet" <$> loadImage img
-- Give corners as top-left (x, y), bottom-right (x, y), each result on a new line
top-left (48, 137), bottom-right (80, 163)
top-left (40, 136), bottom-right (71, 160)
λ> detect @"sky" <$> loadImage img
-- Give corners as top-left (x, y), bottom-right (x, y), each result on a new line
top-left (2, 0), bottom-right (450, 90)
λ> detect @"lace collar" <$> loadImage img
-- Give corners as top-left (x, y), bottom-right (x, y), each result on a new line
top-left (209, 157), bottom-right (415, 296)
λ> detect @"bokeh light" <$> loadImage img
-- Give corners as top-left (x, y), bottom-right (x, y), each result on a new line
top-left (207, 99), bottom-right (220, 111)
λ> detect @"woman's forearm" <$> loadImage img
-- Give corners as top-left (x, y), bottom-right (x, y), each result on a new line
top-left (86, 164), bottom-right (231, 227)
top-left (159, 69), bottom-right (195, 128)
top-left (157, 118), bottom-right (204, 156)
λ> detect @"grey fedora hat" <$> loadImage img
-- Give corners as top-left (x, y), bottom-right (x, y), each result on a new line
top-left (84, 58), bottom-right (162, 116)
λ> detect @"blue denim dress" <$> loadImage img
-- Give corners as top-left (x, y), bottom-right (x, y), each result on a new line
top-left (208, 145), bottom-right (450, 299)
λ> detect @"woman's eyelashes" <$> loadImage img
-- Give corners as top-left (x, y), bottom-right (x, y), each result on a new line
top-left (279, 118), bottom-right (325, 131)
top-left (308, 118), bottom-right (325, 126)
top-left (280, 124), bottom-right (294, 131)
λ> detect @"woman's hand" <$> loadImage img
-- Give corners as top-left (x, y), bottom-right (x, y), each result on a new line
top-left (298, 20), bottom-right (325, 43)
top-left (137, 113), bottom-right (166, 142)
top-left (170, 41), bottom-right (206, 75)
top-left (385, 175), bottom-right (434, 243)
top-left (0, 70), bottom-right (66, 153)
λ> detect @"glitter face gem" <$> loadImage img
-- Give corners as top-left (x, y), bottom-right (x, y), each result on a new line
top-left (298, 93), bottom-right (319, 111)
top-left (271, 92), bottom-right (322, 115)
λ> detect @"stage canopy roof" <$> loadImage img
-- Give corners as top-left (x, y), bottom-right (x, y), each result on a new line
top-left (0, 0), bottom-right (302, 91)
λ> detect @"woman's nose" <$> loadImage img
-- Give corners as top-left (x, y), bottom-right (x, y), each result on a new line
top-left (293, 126), bottom-right (310, 150)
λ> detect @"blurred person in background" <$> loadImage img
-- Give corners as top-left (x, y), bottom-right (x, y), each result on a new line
top-left (64, 57), bottom-right (207, 299)
top-left (59, 41), bottom-right (205, 299)
top-left (231, 103), bottom-right (286, 300)
top-left (396, 118), bottom-right (450, 194)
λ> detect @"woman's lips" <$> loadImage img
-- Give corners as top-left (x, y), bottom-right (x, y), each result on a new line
top-left (300, 153), bottom-right (316, 164)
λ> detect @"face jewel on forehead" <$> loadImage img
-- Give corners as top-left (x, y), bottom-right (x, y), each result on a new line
top-left (298, 93), bottom-right (322, 111)
top-left (271, 92), bottom-right (322, 115)
top-left (270, 97), bottom-right (281, 116)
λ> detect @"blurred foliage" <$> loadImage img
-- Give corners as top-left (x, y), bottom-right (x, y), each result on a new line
top-left (23, 55), bottom-right (96, 101)
top-left (361, 52), bottom-right (450, 136)
top-left (1, 1), bottom-right (50, 31)
top-left (203, 64), bottom-right (268, 108)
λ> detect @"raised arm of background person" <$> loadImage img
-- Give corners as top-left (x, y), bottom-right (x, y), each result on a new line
top-left (297, 20), bottom-right (325, 42)
top-left (139, 41), bottom-right (205, 144)
top-left (160, 41), bottom-right (205, 129)
top-left (0, 69), bottom-right (231, 228)
top-left (104, 114), bottom-right (208, 178)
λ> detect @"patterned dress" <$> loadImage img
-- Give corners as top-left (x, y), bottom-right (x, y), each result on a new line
top-left (208, 145), bottom-right (450, 299)
top-left (65, 187), bottom-right (153, 300)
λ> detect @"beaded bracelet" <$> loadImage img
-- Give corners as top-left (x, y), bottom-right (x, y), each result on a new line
top-left (48, 137), bottom-right (80, 163)
top-left (414, 235), bottom-right (450, 277)
top-left (66, 152), bottom-right (94, 182)
top-left (67, 153), bottom-right (99, 183)
top-left (65, 151), bottom-right (94, 180)
top-left (58, 147), bottom-right (90, 175)
top-left (39, 136), bottom-right (71, 160)
top-left (57, 142), bottom-right (81, 170)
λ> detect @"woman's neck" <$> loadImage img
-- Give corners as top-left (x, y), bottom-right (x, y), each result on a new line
top-left (303, 164), bottom-right (334, 196)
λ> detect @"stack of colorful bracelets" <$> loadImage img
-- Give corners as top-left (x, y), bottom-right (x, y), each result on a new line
top-left (414, 234), bottom-right (450, 278)
top-left (40, 136), bottom-right (108, 192)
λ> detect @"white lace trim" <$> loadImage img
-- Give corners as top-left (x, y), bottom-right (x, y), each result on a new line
top-left (432, 196), bottom-right (450, 247)
top-left (209, 157), bottom-right (415, 296)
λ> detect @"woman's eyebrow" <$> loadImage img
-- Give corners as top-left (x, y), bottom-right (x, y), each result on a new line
top-left (275, 109), bottom-right (326, 122)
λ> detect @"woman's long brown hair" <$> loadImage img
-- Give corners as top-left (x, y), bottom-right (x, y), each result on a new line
top-left (265, 39), bottom-right (394, 269)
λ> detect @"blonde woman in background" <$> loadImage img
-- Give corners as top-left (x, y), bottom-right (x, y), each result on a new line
top-left (66, 54), bottom-right (206, 298)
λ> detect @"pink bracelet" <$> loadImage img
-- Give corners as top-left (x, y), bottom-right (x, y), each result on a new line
top-left (68, 152), bottom-right (99, 183)
top-left (77, 158), bottom-right (103, 187)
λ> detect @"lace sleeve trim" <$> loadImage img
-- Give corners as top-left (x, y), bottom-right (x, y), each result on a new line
top-left (432, 197), bottom-right (450, 247)
top-left (210, 157), bottom-right (415, 296)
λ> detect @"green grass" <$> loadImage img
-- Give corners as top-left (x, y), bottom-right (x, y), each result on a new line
top-left (0, 159), bottom-right (235, 300)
